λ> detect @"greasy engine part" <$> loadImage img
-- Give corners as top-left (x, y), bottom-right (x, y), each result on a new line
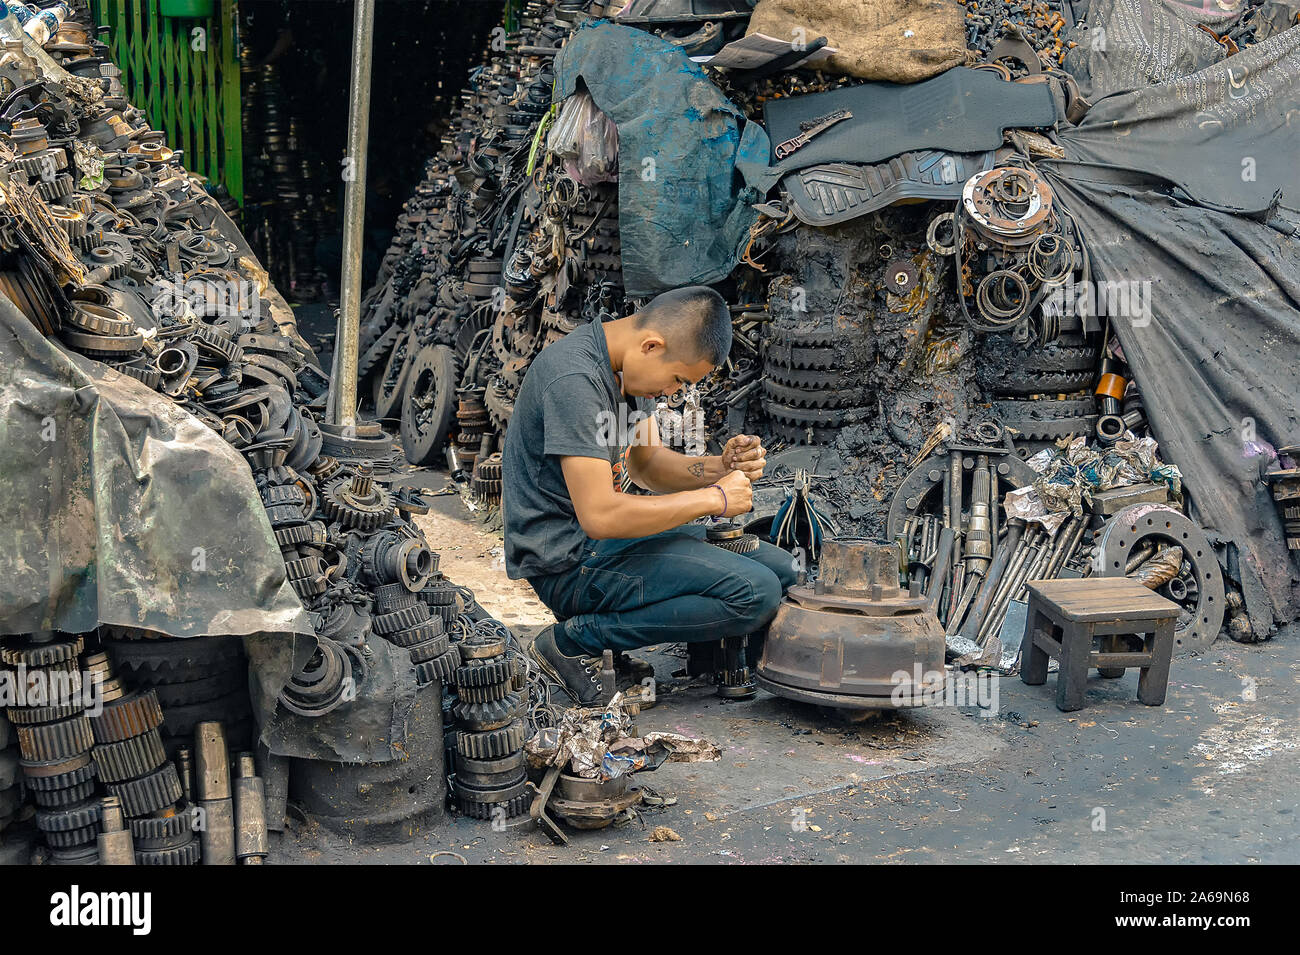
top-left (756, 538), bottom-right (947, 709)
top-left (95, 796), bottom-right (137, 866)
top-left (195, 721), bottom-right (235, 865)
top-left (531, 767), bottom-right (643, 841)
top-left (288, 683), bottom-right (446, 840)
top-left (1093, 504), bottom-right (1226, 653)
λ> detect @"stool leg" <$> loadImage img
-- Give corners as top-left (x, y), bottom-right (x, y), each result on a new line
top-left (1138, 620), bottom-right (1175, 706)
top-left (1055, 621), bottom-right (1093, 712)
top-left (1020, 600), bottom-right (1050, 686)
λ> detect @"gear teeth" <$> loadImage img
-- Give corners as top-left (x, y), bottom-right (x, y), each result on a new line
top-left (2, 634), bottom-right (84, 667)
top-left (106, 763), bottom-right (184, 817)
top-left (373, 602), bottom-right (430, 635)
top-left (454, 658), bottom-right (514, 688)
top-left (90, 690), bottom-right (164, 743)
top-left (451, 778), bottom-right (530, 819)
top-left (19, 753), bottom-right (95, 790)
top-left (415, 647), bottom-right (462, 686)
top-left (130, 811), bottom-right (193, 848)
top-left (450, 691), bottom-right (520, 730)
top-left (407, 635), bottom-right (451, 663)
top-left (36, 799), bottom-right (102, 832)
top-left (6, 702), bottom-right (84, 725)
top-left (16, 716), bottom-right (93, 761)
top-left (137, 838), bottom-right (201, 865)
top-left (456, 681), bottom-right (513, 703)
top-left (455, 719), bottom-right (526, 759)
top-left (420, 580), bottom-right (458, 606)
top-left (385, 618), bottom-right (445, 648)
top-left (92, 730), bottom-right (167, 783)
top-left (45, 824), bottom-right (101, 849)
top-left (30, 778), bottom-right (96, 808)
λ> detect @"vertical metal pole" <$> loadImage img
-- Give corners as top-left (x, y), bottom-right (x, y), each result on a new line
top-left (327, 0), bottom-right (375, 428)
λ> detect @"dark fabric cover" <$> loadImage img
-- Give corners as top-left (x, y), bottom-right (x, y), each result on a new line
top-left (1046, 20), bottom-right (1300, 636)
top-left (762, 68), bottom-right (1057, 173)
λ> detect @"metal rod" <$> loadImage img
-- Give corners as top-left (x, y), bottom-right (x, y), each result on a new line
top-left (960, 520), bottom-right (1023, 640)
top-left (327, 0), bottom-right (377, 428)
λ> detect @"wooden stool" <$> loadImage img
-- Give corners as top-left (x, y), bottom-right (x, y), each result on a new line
top-left (1020, 578), bottom-right (1179, 712)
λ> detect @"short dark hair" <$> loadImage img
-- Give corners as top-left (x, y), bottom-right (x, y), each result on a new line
top-left (634, 286), bottom-right (732, 366)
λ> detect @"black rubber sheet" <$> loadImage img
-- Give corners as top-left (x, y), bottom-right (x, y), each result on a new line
top-left (1046, 19), bottom-right (1300, 636)
top-left (762, 68), bottom-right (1057, 174)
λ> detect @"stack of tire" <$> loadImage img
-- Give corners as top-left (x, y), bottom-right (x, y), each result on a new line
top-left (448, 631), bottom-right (527, 821)
top-left (89, 684), bottom-right (195, 865)
top-left (3, 634), bottom-right (99, 864)
top-left (101, 632), bottom-right (253, 757)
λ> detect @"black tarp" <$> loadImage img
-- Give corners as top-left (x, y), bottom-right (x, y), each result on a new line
top-left (1046, 14), bottom-right (1300, 636)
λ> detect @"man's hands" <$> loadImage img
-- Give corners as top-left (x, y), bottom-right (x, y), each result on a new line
top-left (713, 468), bottom-right (753, 518)
top-left (721, 434), bottom-right (767, 483)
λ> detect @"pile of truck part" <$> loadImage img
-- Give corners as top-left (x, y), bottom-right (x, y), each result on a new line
top-left (448, 626), bottom-right (530, 821)
top-left (2, 633), bottom-right (99, 864)
top-left (756, 537), bottom-right (949, 709)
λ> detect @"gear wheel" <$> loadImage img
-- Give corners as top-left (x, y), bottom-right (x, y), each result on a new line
top-left (105, 634), bottom-right (244, 678)
top-left (90, 690), bottom-right (164, 744)
top-left (31, 778), bottom-right (96, 808)
top-left (92, 730), bottom-right (167, 783)
top-left (19, 753), bottom-right (94, 791)
top-left (450, 691), bottom-right (520, 731)
top-left (385, 618), bottom-right (445, 648)
top-left (415, 647), bottom-right (461, 686)
top-left (36, 799), bottom-right (102, 833)
top-left (455, 719), bottom-right (526, 759)
top-left (106, 763), bottom-right (184, 817)
top-left (452, 777), bottom-right (530, 819)
top-left (420, 578), bottom-right (457, 606)
top-left (454, 658), bottom-right (513, 688)
top-left (137, 838), bottom-right (201, 865)
top-left (130, 811), bottom-right (193, 849)
top-left (16, 716), bottom-right (93, 761)
top-left (2, 634), bottom-right (84, 667)
top-left (322, 470), bottom-right (396, 532)
top-left (456, 680), bottom-right (513, 703)
top-left (6, 702), bottom-right (83, 725)
top-left (762, 378), bottom-right (867, 410)
top-left (373, 602), bottom-right (430, 635)
top-left (45, 824), bottom-right (100, 849)
top-left (407, 635), bottom-right (451, 664)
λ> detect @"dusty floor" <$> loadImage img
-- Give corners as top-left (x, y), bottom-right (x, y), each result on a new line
top-left (273, 479), bottom-right (1299, 865)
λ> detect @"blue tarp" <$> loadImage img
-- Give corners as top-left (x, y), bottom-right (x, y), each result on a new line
top-left (554, 21), bottom-right (773, 297)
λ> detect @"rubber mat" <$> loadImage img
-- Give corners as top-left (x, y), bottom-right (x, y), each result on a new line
top-left (763, 68), bottom-right (1057, 172)
top-left (781, 149), bottom-right (996, 226)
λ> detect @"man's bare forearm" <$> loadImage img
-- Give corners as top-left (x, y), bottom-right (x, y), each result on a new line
top-left (585, 486), bottom-right (723, 538)
top-left (632, 446), bottom-right (727, 493)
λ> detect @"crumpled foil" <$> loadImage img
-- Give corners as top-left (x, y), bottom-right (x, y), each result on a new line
top-left (1004, 435), bottom-right (1183, 530)
top-left (524, 691), bottom-right (721, 779)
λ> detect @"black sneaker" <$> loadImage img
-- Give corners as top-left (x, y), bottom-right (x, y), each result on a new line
top-left (530, 624), bottom-right (604, 706)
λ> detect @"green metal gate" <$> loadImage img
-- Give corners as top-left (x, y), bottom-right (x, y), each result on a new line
top-left (90, 0), bottom-right (243, 206)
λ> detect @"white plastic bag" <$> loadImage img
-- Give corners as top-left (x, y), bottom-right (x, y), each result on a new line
top-left (547, 90), bottom-right (618, 185)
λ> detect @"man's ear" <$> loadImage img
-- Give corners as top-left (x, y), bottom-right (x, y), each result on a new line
top-left (639, 331), bottom-right (667, 355)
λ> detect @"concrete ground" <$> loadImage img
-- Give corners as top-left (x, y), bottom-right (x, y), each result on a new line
top-left (274, 480), bottom-right (1299, 865)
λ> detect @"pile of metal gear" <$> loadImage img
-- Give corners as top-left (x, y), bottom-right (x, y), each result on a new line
top-left (0, 2), bottom-right (556, 856)
top-left (447, 626), bottom-right (530, 821)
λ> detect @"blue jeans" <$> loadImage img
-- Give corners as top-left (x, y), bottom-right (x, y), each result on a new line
top-left (527, 524), bottom-right (796, 656)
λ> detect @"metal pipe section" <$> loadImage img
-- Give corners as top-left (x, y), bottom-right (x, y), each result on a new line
top-left (327, 0), bottom-right (377, 428)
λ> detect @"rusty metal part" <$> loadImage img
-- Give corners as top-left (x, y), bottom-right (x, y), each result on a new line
top-left (1093, 505), bottom-right (1225, 652)
top-left (757, 538), bottom-right (946, 708)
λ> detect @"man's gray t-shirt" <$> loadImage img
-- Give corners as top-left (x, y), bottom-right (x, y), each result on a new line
top-left (502, 320), bottom-right (645, 579)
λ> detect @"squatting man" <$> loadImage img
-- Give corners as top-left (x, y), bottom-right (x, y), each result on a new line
top-left (502, 286), bottom-right (796, 704)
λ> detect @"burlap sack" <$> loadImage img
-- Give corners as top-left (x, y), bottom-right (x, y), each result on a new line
top-left (746, 0), bottom-right (968, 83)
